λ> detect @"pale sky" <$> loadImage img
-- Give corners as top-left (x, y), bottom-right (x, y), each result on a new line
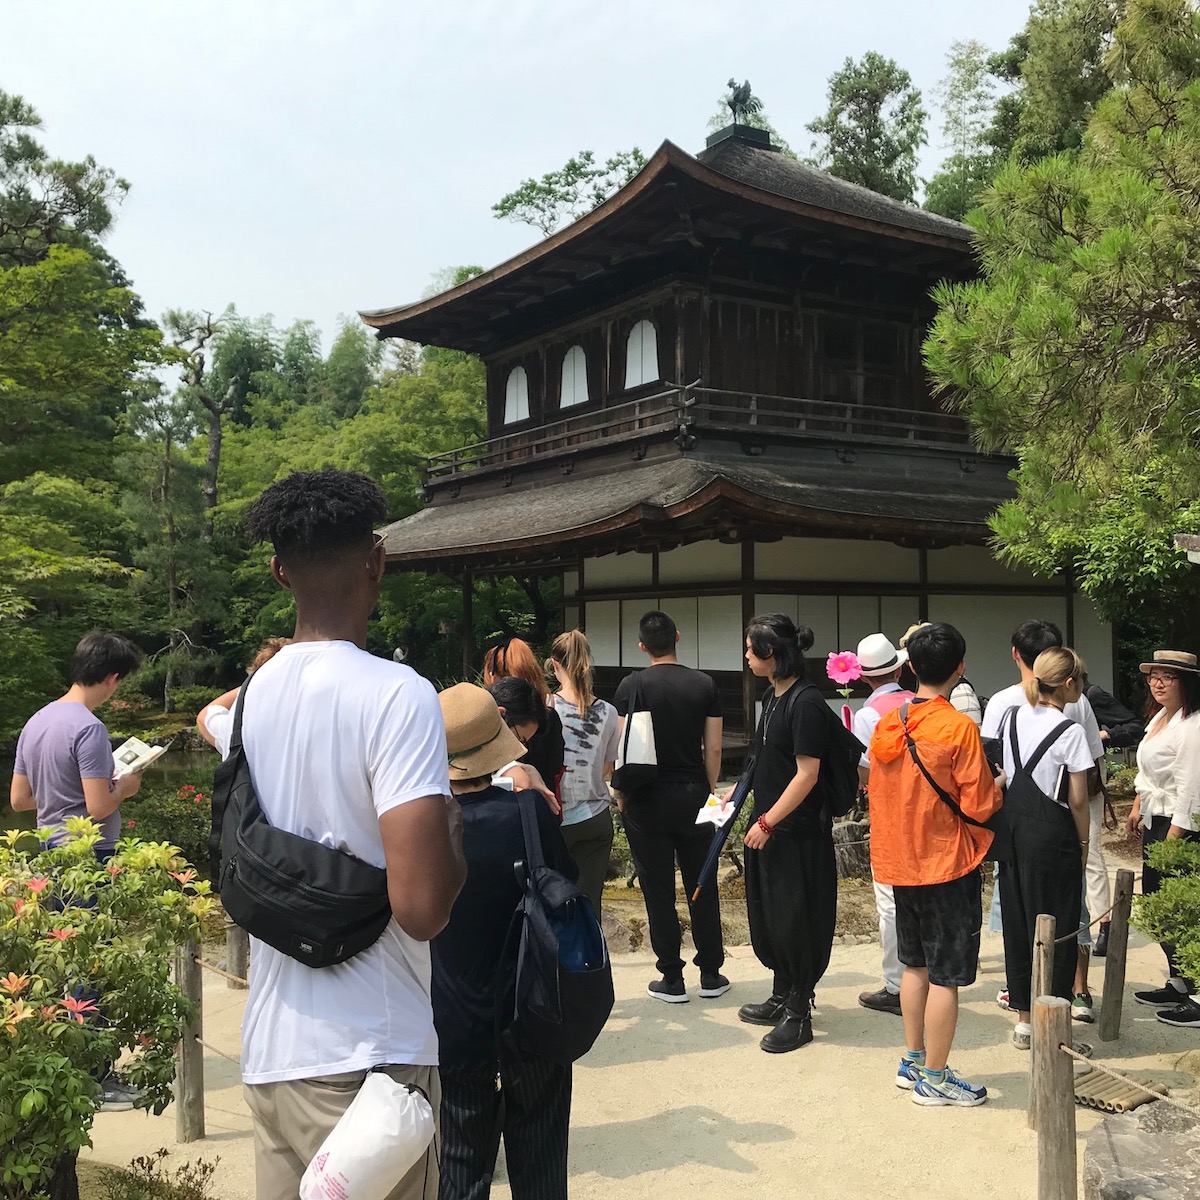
top-left (6, 0), bottom-right (1034, 347)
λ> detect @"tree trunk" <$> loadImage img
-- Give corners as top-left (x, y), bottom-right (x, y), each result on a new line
top-left (48, 1153), bottom-right (80, 1200)
top-left (201, 401), bottom-right (220, 542)
top-left (833, 819), bottom-right (872, 879)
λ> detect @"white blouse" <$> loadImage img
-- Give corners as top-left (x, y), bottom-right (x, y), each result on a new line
top-left (1135, 708), bottom-right (1200, 831)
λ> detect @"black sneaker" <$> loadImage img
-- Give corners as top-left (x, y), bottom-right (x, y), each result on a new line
top-left (647, 976), bottom-right (688, 1003)
top-left (760, 1011), bottom-right (814, 1054)
top-left (1134, 984), bottom-right (1189, 1007)
top-left (699, 972), bottom-right (731, 998)
top-left (858, 987), bottom-right (902, 1015)
top-left (738, 995), bottom-right (787, 1026)
top-left (98, 1075), bottom-right (140, 1112)
top-left (1093, 924), bottom-right (1109, 958)
top-left (1156, 999), bottom-right (1200, 1028)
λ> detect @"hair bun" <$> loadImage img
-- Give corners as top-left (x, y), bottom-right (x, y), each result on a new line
top-left (796, 624), bottom-right (815, 653)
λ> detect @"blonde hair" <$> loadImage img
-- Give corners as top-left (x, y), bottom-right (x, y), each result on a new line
top-left (247, 637), bottom-right (290, 674)
top-left (1025, 646), bottom-right (1086, 707)
top-left (547, 629), bottom-right (595, 716)
top-left (482, 637), bottom-right (549, 702)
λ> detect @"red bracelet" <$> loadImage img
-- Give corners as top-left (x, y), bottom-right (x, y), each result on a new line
top-left (757, 815), bottom-right (775, 837)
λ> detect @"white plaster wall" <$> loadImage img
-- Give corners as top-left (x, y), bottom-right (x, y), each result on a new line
top-left (658, 597), bottom-right (700, 668)
top-left (927, 544), bottom-right (1061, 587)
top-left (763, 537), bottom-right (920, 583)
top-left (586, 600), bottom-right (621, 666)
top-left (697, 595), bottom-right (744, 670)
top-left (563, 569), bottom-right (580, 600)
top-left (584, 552), bottom-right (653, 589)
top-left (563, 604), bottom-right (579, 632)
top-left (1074, 594), bottom-right (1114, 691)
top-left (881, 596), bottom-right (922, 645)
top-left (659, 541), bottom-right (741, 584)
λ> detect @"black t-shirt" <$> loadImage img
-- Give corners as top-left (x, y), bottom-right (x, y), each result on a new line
top-left (522, 705), bottom-right (565, 795)
top-left (614, 663), bottom-right (722, 781)
top-left (430, 785), bottom-right (577, 1068)
top-left (751, 677), bottom-right (833, 836)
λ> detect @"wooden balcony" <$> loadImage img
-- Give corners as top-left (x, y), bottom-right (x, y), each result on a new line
top-left (424, 385), bottom-right (973, 486)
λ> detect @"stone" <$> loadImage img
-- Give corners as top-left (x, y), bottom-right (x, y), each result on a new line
top-left (832, 819), bottom-right (871, 879)
top-left (601, 909), bottom-right (639, 954)
top-left (1084, 1103), bottom-right (1200, 1199)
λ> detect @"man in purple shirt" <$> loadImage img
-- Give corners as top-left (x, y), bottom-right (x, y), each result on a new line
top-left (9, 632), bottom-right (145, 858)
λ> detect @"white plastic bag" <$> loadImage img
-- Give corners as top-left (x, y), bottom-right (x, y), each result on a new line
top-left (300, 1071), bottom-right (435, 1200)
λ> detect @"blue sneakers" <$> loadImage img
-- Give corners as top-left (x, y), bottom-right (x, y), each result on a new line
top-left (911, 1067), bottom-right (988, 1107)
top-left (895, 1057), bottom-right (922, 1090)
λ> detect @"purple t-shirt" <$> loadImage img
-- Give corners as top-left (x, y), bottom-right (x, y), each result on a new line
top-left (13, 701), bottom-right (118, 851)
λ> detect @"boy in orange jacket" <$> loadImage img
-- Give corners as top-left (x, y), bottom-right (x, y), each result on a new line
top-left (868, 622), bottom-right (1003, 1107)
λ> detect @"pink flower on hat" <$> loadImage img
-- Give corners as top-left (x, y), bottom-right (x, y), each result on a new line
top-left (826, 652), bottom-right (862, 686)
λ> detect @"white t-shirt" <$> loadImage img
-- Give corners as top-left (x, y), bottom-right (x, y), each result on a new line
top-left (552, 695), bottom-right (618, 827)
top-left (207, 641), bottom-right (450, 1085)
top-left (982, 683), bottom-right (1105, 762)
top-left (998, 703), bottom-right (1094, 804)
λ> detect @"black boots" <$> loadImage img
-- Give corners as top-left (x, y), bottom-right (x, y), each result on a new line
top-left (760, 1010), bottom-right (813, 1054)
top-left (737, 995), bottom-right (787, 1026)
top-left (1094, 923), bottom-right (1109, 958)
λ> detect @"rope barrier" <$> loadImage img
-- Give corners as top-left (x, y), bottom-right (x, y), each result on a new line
top-left (195, 1034), bottom-right (241, 1066)
top-left (1059, 1043), bottom-right (1199, 1116)
top-left (1050, 875), bottom-right (1142, 944)
top-left (195, 956), bottom-right (249, 986)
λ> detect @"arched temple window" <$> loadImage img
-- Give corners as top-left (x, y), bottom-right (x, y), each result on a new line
top-left (503, 365), bottom-right (530, 424)
top-left (624, 319), bottom-right (659, 389)
top-left (560, 344), bottom-right (589, 408)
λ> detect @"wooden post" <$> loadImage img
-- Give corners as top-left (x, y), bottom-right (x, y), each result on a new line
top-left (1028, 913), bottom-right (1057, 1130)
top-left (226, 920), bottom-right (249, 989)
top-left (174, 935), bottom-right (205, 1143)
top-left (1034, 997), bottom-right (1077, 1200)
top-left (1098, 868), bottom-right (1135, 1043)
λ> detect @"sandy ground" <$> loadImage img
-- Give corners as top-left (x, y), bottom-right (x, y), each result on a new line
top-left (83, 913), bottom-right (1199, 1200)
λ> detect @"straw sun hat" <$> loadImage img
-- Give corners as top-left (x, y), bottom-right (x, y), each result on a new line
top-left (438, 682), bottom-right (525, 780)
top-left (1139, 650), bottom-right (1200, 676)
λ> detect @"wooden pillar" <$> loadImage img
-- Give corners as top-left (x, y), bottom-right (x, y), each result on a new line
top-left (1065, 568), bottom-right (1076, 647)
top-left (741, 540), bottom-right (756, 739)
top-left (174, 935), bottom-right (205, 1143)
top-left (1029, 913), bottom-right (1057, 1130)
top-left (225, 920), bottom-right (249, 989)
top-left (1033, 997), bottom-right (1077, 1200)
top-left (461, 569), bottom-right (475, 679)
top-left (1098, 869), bottom-right (1135, 1042)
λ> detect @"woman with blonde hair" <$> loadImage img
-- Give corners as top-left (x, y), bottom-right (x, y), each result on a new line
top-left (998, 646), bottom-right (1094, 1050)
top-left (546, 630), bottom-right (619, 912)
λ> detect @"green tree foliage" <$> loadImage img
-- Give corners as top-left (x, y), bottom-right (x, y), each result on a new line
top-left (924, 0), bottom-right (1200, 637)
top-left (925, 40), bottom-right (997, 220)
top-left (492, 148), bottom-right (647, 236)
top-left (805, 52), bottom-right (928, 203)
top-left (1136, 836), bottom-right (1200, 989)
top-left (984, 0), bottom-right (1121, 166)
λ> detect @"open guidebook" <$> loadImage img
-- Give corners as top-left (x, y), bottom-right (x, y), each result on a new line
top-left (112, 736), bottom-right (172, 779)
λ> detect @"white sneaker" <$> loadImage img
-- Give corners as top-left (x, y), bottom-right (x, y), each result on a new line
top-left (1012, 1021), bottom-right (1031, 1050)
top-left (996, 988), bottom-right (1011, 1011)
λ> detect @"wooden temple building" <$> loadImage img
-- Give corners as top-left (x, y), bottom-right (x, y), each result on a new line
top-left (361, 122), bottom-right (1112, 737)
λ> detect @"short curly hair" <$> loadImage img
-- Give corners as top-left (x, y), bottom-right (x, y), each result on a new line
top-left (245, 469), bottom-right (388, 563)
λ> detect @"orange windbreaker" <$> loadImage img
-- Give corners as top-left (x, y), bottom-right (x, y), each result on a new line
top-left (868, 695), bottom-right (1002, 886)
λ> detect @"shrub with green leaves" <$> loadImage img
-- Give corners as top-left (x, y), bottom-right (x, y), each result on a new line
top-left (1134, 836), bottom-right (1200, 986)
top-left (99, 1149), bottom-right (219, 1200)
top-left (0, 819), bottom-right (212, 1200)
top-left (123, 774), bottom-right (215, 873)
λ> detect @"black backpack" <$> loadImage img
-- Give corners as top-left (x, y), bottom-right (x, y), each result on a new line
top-left (208, 677), bottom-right (393, 969)
top-left (501, 791), bottom-right (614, 1064)
top-left (774, 685), bottom-right (865, 819)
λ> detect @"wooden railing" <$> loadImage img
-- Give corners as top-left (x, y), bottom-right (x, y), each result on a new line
top-left (424, 384), bottom-right (972, 482)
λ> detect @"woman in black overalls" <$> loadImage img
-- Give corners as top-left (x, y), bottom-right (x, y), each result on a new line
top-left (736, 613), bottom-right (837, 1054)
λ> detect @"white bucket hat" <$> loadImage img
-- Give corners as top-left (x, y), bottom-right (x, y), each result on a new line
top-left (856, 633), bottom-right (908, 678)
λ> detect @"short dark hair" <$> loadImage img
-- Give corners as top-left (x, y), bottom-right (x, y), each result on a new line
top-left (638, 611), bottom-right (677, 656)
top-left (486, 677), bottom-right (545, 730)
top-left (906, 622), bottom-right (967, 687)
top-left (745, 613), bottom-right (815, 681)
top-left (70, 633), bottom-right (142, 686)
top-left (245, 469), bottom-right (388, 565)
top-left (1012, 619), bottom-right (1063, 669)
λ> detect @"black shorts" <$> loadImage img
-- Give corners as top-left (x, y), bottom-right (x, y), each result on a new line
top-left (893, 869), bottom-right (983, 988)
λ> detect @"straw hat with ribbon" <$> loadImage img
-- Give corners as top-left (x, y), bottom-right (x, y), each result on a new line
top-left (1139, 650), bottom-right (1200, 676)
top-left (438, 682), bottom-right (526, 780)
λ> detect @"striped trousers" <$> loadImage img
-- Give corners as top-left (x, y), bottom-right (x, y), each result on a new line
top-left (438, 1054), bottom-right (571, 1200)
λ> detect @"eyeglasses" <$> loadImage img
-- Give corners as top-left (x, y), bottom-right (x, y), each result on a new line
top-left (1148, 671), bottom-right (1180, 683)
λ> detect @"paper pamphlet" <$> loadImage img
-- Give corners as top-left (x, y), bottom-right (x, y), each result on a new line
top-left (694, 794), bottom-right (735, 828)
top-left (112, 736), bottom-right (171, 778)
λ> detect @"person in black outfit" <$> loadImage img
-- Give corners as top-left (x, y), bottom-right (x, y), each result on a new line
top-left (614, 611), bottom-right (728, 1004)
top-left (1081, 674), bottom-right (1144, 749)
top-left (433, 684), bottom-right (577, 1200)
top-left (486, 676), bottom-right (566, 802)
top-left (736, 613), bottom-right (837, 1054)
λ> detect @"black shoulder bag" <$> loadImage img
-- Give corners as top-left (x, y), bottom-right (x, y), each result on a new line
top-left (208, 675), bottom-right (393, 968)
top-left (898, 703), bottom-right (1012, 863)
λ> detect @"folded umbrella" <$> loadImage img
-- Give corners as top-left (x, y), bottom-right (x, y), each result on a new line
top-left (691, 755), bottom-right (756, 902)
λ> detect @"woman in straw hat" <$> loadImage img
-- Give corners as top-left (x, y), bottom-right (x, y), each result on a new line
top-left (1127, 650), bottom-right (1200, 1027)
top-left (433, 683), bottom-right (577, 1200)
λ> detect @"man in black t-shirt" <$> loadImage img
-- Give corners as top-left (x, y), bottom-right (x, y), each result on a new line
top-left (614, 611), bottom-right (728, 1003)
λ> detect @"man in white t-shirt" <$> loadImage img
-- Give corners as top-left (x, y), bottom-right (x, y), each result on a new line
top-left (198, 469), bottom-right (466, 1200)
top-left (851, 634), bottom-right (915, 1017)
top-left (981, 618), bottom-right (1105, 1022)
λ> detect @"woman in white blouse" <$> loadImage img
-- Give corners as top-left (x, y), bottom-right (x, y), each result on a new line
top-left (1127, 650), bottom-right (1200, 1027)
